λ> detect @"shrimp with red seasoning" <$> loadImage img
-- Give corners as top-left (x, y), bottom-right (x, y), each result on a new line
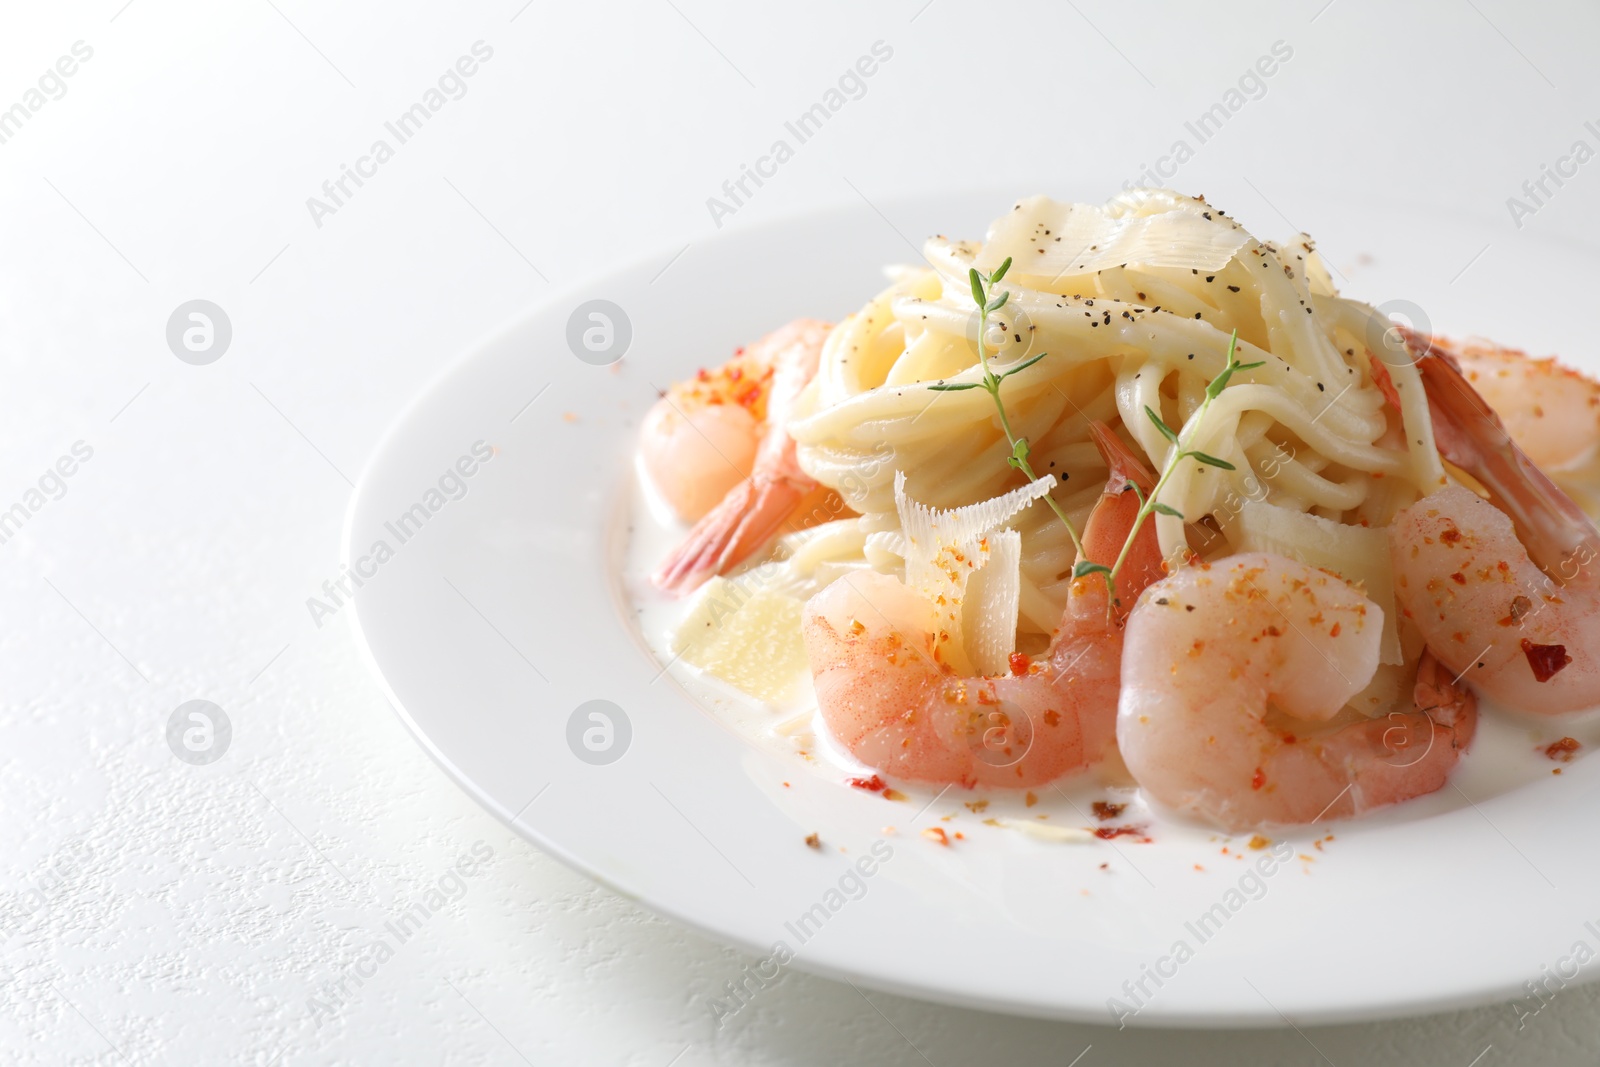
top-left (1390, 346), bottom-right (1600, 715)
top-left (643, 319), bottom-right (834, 594)
top-left (801, 424), bottom-right (1163, 789)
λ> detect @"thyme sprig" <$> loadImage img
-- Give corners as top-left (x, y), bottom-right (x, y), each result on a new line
top-left (932, 266), bottom-right (1259, 606)
top-left (930, 256), bottom-right (1086, 562)
top-left (1074, 329), bottom-right (1263, 593)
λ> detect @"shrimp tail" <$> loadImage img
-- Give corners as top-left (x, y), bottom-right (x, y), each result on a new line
top-left (1319, 649), bottom-right (1478, 823)
top-left (1404, 329), bottom-right (1600, 570)
top-left (651, 320), bottom-right (828, 596)
top-left (1412, 648), bottom-right (1478, 752)
top-left (651, 473), bottom-right (811, 595)
top-left (1082, 421), bottom-right (1164, 613)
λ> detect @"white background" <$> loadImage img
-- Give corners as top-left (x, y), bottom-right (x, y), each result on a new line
top-left (2, 0), bottom-right (1598, 1063)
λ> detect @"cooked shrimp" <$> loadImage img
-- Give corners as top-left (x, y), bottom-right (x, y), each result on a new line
top-left (803, 569), bottom-right (1119, 788)
top-left (640, 319), bottom-right (831, 524)
top-left (1083, 421), bottom-right (1165, 616)
top-left (1400, 327), bottom-right (1600, 476)
top-left (649, 319), bottom-right (832, 594)
top-left (1117, 555), bottom-right (1477, 830)
top-left (800, 428), bottom-right (1159, 789)
top-left (1389, 350), bottom-right (1600, 715)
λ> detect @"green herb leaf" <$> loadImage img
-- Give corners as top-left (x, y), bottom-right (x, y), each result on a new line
top-left (1152, 502), bottom-right (1184, 518)
top-left (951, 258), bottom-right (1086, 582)
top-left (1144, 405), bottom-right (1179, 444)
top-left (1205, 330), bottom-right (1246, 401)
top-left (997, 352), bottom-right (1047, 380)
top-left (1235, 360), bottom-right (1266, 372)
top-left (1006, 437), bottom-right (1031, 470)
top-left (1127, 481), bottom-right (1146, 505)
top-left (1073, 561), bottom-right (1113, 579)
top-left (1189, 450), bottom-right (1236, 471)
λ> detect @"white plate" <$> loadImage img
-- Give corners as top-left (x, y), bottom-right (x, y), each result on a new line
top-left (346, 189), bottom-right (1600, 1027)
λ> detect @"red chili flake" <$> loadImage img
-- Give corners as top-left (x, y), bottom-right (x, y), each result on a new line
top-left (1441, 528), bottom-right (1462, 543)
top-left (847, 774), bottom-right (888, 793)
top-left (1329, 622), bottom-right (1341, 638)
top-left (1008, 651), bottom-right (1032, 676)
top-left (1282, 734), bottom-right (1297, 745)
top-left (922, 827), bottom-right (950, 846)
top-left (1521, 639), bottom-right (1573, 682)
top-left (1094, 825), bottom-right (1148, 841)
top-left (1544, 737), bottom-right (1581, 762)
top-left (1250, 767), bottom-right (1267, 790)
top-left (1450, 572), bottom-right (1466, 585)
top-left (1091, 801), bottom-right (1127, 821)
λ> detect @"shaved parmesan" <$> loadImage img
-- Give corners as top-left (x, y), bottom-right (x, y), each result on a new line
top-left (672, 577), bottom-right (810, 704)
top-left (894, 470), bottom-right (1053, 589)
top-left (976, 193), bottom-right (1251, 283)
top-left (890, 472), bottom-right (1053, 673)
top-left (963, 530), bottom-right (1022, 677)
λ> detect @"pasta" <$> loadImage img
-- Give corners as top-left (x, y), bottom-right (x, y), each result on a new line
top-left (785, 189), bottom-right (1443, 642)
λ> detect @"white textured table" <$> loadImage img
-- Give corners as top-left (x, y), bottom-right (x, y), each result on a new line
top-left (4, 1), bottom-right (1599, 1062)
